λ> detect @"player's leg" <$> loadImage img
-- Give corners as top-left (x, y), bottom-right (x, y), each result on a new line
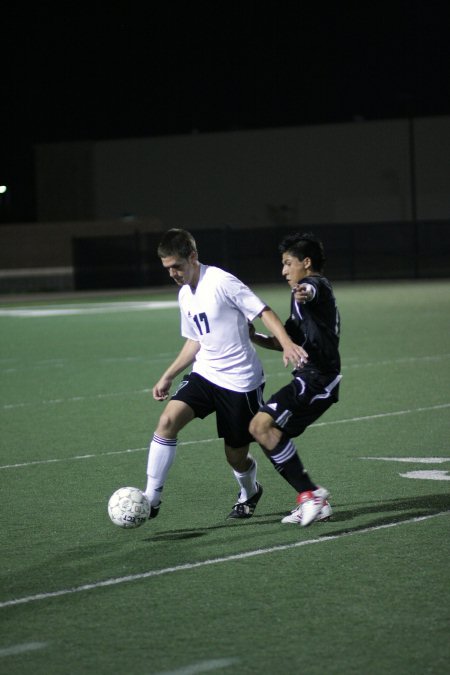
top-left (250, 410), bottom-right (317, 494)
top-left (145, 399), bottom-right (195, 516)
top-left (215, 385), bottom-right (264, 519)
top-left (225, 441), bottom-right (260, 495)
top-left (249, 377), bottom-right (335, 526)
top-left (250, 411), bottom-right (331, 525)
top-left (145, 373), bottom-right (216, 518)
top-left (225, 442), bottom-right (263, 519)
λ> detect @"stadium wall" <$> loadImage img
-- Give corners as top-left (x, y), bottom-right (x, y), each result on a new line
top-left (35, 116), bottom-right (450, 226)
top-left (1, 116), bottom-right (449, 292)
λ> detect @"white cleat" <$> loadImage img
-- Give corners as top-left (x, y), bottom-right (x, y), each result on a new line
top-left (281, 487), bottom-right (332, 526)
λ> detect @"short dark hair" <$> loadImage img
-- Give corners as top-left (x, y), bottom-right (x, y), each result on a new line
top-left (157, 229), bottom-right (197, 259)
top-left (279, 232), bottom-right (326, 273)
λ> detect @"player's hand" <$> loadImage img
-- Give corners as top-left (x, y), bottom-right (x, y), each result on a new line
top-left (152, 375), bottom-right (172, 401)
top-left (293, 283), bottom-right (315, 304)
top-left (282, 342), bottom-right (308, 369)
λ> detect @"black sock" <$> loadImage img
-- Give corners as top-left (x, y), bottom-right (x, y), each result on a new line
top-left (264, 445), bottom-right (317, 494)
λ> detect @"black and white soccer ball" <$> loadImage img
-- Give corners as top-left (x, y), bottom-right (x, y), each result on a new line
top-left (108, 486), bottom-right (150, 528)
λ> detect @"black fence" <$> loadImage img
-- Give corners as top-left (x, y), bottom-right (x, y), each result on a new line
top-left (72, 220), bottom-right (450, 290)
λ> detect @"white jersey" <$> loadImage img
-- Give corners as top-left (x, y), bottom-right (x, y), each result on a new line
top-left (179, 264), bottom-right (266, 392)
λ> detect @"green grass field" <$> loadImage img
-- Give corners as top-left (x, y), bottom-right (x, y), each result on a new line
top-left (1, 279), bottom-right (449, 675)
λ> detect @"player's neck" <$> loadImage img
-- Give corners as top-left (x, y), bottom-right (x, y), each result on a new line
top-left (189, 262), bottom-right (201, 291)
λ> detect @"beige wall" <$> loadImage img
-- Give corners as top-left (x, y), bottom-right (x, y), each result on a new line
top-left (414, 116), bottom-right (450, 219)
top-left (0, 218), bottom-right (162, 270)
top-left (34, 116), bottom-right (450, 230)
top-left (92, 116), bottom-right (450, 226)
top-left (3, 115), bottom-right (449, 274)
top-left (35, 142), bottom-right (96, 222)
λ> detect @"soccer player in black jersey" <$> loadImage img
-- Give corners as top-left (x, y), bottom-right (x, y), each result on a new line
top-left (249, 232), bottom-right (342, 526)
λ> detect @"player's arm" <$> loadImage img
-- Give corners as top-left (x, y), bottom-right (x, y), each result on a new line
top-left (152, 338), bottom-right (200, 401)
top-left (257, 307), bottom-right (308, 368)
top-left (249, 321), bottom-right (282, 351)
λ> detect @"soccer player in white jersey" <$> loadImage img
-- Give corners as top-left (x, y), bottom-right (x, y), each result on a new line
top-left (249, 232), bottom-right (342, 526)
top-left (144, 228), bottom-right (308, 520)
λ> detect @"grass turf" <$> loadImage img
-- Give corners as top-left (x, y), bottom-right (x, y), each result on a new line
top-left (0, 279), bottom-right (449, 674)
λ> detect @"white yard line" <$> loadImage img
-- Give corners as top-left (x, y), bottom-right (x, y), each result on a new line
top-left (0, 511), bottom-right (447, 610)
top-left (362, 456), bottom-right (450, 463)
top-left (1, 363), bottom-right (449, 408)
top-left (4, 351), bottom-right (446, 377)
top-left (0, 642), bottom-right (47, 657)
top-left (1, 388), bottom-right (154, 410)
top-left (0, 438), bottom-right (212, 470)
top-left (152, 658), bottom-right (239, 675)
top-left (265, 353), bottom-right (450, 372)
top-left (312, 402), bottom-right (450, 427)
top-left (0, 301), bottom-right (178, 317)
top-left (1, 403), bottom-right (448, 471)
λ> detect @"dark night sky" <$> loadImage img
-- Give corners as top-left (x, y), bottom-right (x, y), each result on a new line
top-left (1, 1), bottom-right (449, 223)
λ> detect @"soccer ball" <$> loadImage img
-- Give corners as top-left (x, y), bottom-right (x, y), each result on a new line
top-left (107, 486), bottom-right (150, 529)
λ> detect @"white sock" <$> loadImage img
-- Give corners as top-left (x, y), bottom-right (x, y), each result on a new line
top-left (145, 433), bottom-right (177, 507)
top-left (233, 458), bottom-right (257, 502)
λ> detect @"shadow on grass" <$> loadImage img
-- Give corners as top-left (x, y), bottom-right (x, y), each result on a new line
top-left (145, 517), bottom-right (275, 542)
top-left (313, 492), bottom-right (450, 537)
top-left (4, 494), bottom-right (449, 602)
top-left (148, 492), bottom-right (450, 542)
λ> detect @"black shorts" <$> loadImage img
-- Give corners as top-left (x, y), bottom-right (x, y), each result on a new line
top-left (259, 370), bottom-right (341, 439)
top-left (171, 372), bottom-right (265, 448)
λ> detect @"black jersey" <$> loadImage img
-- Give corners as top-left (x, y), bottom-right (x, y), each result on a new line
top-left (285, 275), bottom-right (341, 375)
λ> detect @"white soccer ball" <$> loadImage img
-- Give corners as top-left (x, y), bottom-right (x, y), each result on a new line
top-left (108, 486), bottom-right (150, 529)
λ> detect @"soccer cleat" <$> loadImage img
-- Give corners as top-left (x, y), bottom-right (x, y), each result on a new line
top-left (148, 502), bottom-right (161, 519)
top-left (227, 483), bottom-right (263, 519)
top-left (281, 487), bottom-right (332, 526)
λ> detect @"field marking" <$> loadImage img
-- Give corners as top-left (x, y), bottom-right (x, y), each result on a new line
top-left (400, 470), bottom-right (450, 480)
top-left (1, 372), bottom-right (449, 415)
top-left (362, 456), bottom-right (450, 463)
top-left (0, 511), bottom-right (448, 610)
top-left (342, 353), bottom-right (450, 370)
top-left (268, 352), bottom-right (450, 376)
top-left (362, 457), bottom-right (450, 481)
top-left (0, 354), bottom-right (450, 410)
top-left (0, 301), bottom-right (178, 317)
top-left (0, 438), bottom-right (212, 470)
top-left (1, 354), bottom-right (176, 375)
top-left (1, 403), bottom-right (449, 471)
top-left (153, 658), bottom-right (239, 675)
top-left (2, 351), bottom-right (449, 382)
top-left (312, 402), bottom-right (450, 427)
top-left (1, 388), bottom-right (154, 410)
top-left (0, 641), bottom-right (47, 657)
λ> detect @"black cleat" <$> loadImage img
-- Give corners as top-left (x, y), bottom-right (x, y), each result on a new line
top-left (149, 502), bottom-right (161, 519)
top-left (227, 483), bottom-right (263, 519)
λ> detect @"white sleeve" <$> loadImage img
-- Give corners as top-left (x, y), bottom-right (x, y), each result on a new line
top-left (220, 273), bottom-right (266, 321)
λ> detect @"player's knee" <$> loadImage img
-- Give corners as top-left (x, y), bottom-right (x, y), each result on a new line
top-left (156, 411), bottom-right (177, 437)
top-left (249, 413), bottom-right (271, 441)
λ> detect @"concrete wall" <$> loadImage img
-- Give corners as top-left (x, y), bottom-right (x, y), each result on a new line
top-left (95, 116), bottom-right (450, 226)
top-left (93, 119), bottom-right (413, 226)
top-left (35, 142), bottom-right (96, 222)
top-left (1, 115), bottom-right (449, 292)
top-left (34, 116), bottom-right (450, 227)
top-left (0, 218), bottom-right (162, 292)
top-left (0, 218), bottom-right (163, 269)
top-left (414, 116), bottom-right (450, 219)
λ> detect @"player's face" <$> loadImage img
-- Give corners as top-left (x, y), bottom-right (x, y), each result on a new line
top-left (160, 252), bottom-right (199, 288)
top-left (281, 253), bottom-right (311, 288)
